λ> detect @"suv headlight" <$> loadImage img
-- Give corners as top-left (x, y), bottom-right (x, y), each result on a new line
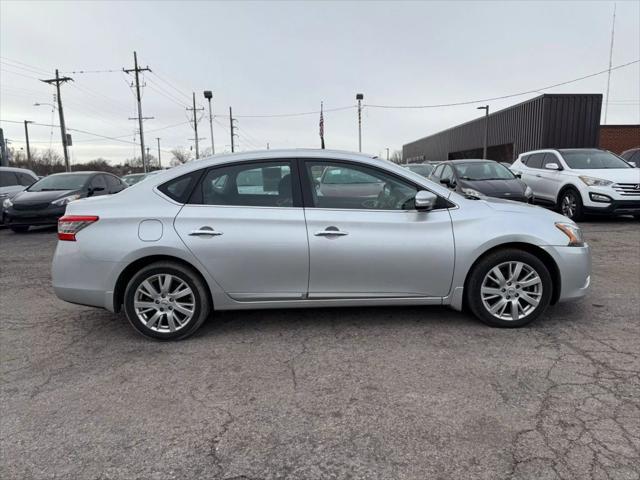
top-left (461, 187), bottom-right (484, 198)
top-left (51, 194), bottom-right (81, 207)
top-left (579, 176), bottom-right (613, 187)
top-left (2, 197), bottom-right (13, 209)
top-left (524, 185), bottom-right (533, 197)
top-left (555, 222), bottom-right (585, 247)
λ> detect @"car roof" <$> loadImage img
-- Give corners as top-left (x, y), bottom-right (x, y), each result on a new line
top-left (443, 159), bottom-right (496, 163)
top-left (0, 166), bottom-right (37, 175)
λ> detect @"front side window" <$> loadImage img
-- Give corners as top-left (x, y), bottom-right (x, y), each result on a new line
top-left (18, 173), bottom-right (36, 186)
top-left (440, 165), bottom-right (454, 182)
top-left (306, 161), bottom-right (417, 210)
top-left (28, 173), bottom-right (91, 192)
top-left (199, 161), bottom-right (293, 207)
top-left (0, 171), bottom-right (19, 187)
top-left (560, 149), bottom-right (631, 169)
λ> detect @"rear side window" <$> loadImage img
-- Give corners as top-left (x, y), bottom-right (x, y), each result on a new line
top-left (0, 172), bottom-right (19, 187)
top-left (527, 153), bottom-right (544, 169)
top-left (158, 171), bottom-right (203, 203)
top-left (196, 161), bottom-right (294, 207)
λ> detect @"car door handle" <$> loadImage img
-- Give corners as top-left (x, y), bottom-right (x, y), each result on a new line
top-left (315, 228), bottom-right (348, 237)
top-left (189, 227), bottom-right (223, 236)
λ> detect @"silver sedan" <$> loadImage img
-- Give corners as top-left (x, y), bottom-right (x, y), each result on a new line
top-left (52, 150), bottom-right (591, 340)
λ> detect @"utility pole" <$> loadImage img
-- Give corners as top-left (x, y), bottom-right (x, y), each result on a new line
top-left (24, 121), bottom-right (34, 162)
top-left (266, 142), bottom-right (270, 150)
top-left (156, 137), bottom-right (161, 168)
top-left (356, 93), bottom-right (364, 152)
top-left (604, 3), bottom-right (616, 123)
top-left (229, 107), bottom-right (237, 153)
top-left (477, 105), bottom-right (489, 159)
top-left (41, 69), bottom-right (73, 171)
top-left (187, 92), bottom-right (205, 159)
top-left (123, 51), bottom-right (151, 172)
top-left (203, 91), bottom-right (215, 155)
top-left (0, 128), bottom-right (7, 167)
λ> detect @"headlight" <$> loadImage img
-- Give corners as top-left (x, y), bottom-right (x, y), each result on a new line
top-left (461, 187), bottom-right (484, 197)
top-left (555, 222), bottom-right (585, 247)
top-left (2, 198), bottom-right (12, 209)
top-left (51, 194), bottom-right (81, 207)
top-left (579, 176), bottom-right (613, 187)
top-left (524, 186), bottom-right (533, 197)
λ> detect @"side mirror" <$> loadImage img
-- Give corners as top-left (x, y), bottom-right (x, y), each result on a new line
top-left (545, 163), bottom-right (561, 171)
top-left (415, 190), bottom-right (437, 211)
top-left (514, 172), bottom-right (522, 178)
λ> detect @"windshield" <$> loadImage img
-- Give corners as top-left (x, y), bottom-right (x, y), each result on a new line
top-left (454, 162), bottom-right (515, 181)
top-left (405, 165), bottom-right (433, 177)
top-left (123, 173), bottom-right (146, 185)
top-left (561, 150), bottom-right (631, 169)
top-left (28, 174), bottom-right (91, 192)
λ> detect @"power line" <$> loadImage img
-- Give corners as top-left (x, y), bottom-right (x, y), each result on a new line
top-left (234, 105), bottom-right (355, 118)
top-left (365, 59), bottom-right (640, 109)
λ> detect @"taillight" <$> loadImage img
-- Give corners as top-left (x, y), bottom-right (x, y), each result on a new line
top-left (58, 215), bottom-right (99, 241)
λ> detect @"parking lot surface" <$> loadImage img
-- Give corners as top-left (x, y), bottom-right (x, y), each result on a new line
top-left (1, 220), bottom-right (639, 480)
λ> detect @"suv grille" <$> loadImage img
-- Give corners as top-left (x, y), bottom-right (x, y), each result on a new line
top-left (12, 202), bottom-right (50, 211)
top-left (612, 183), bottom-right (640, 196)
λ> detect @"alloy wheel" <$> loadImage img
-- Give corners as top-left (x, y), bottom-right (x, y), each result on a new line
top-left (480, 261), bottom-right (543, 321)
top-left (561, 193), bottom-right (576, 219)
top-left (133, 274), bottom-right (195, 333)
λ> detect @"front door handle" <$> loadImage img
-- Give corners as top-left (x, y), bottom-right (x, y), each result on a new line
top-left (189, 227), bottom-right (223, 237)
top-left (315, 227), bottom-right (348, 237)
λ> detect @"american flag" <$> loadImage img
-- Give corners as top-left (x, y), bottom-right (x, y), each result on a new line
top-left (319, 102), bottom-right (325, 149)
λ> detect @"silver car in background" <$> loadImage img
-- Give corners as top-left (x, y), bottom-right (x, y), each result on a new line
top-left (52, 150), bottom-right (591, 340)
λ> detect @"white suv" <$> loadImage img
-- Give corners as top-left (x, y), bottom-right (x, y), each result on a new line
top-left (511, 148), bottom-right (640, 221)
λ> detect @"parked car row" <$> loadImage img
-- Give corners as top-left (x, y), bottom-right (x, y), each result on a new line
top-left (401, 148), bottom-right (640, 221)
top-left (1, 167), bottom-right (163, 231)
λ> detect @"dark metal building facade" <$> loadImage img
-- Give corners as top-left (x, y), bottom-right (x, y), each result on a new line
top-left (403, 94), bottom-right (603, 163)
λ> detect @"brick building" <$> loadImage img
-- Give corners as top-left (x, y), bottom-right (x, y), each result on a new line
top-left (599, 125), bottom-right (640, 154)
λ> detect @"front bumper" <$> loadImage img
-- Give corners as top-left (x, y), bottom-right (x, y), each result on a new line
top-left (541, 244), bottom-right (591, 303)
top-left (5, 205), bottom-right (66, 226)
top-left (583, 199), bottom-right (640, 216)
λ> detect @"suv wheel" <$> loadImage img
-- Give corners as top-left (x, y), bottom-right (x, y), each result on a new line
top-left (467, 249), bottom-right (553, 328)
top-left (123, 261), bottom-right (211, 340)
top-left (559, 188), bottom-right (584, 221)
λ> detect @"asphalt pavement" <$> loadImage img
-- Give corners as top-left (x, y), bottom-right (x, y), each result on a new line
top-left (1, 219), bottom-right (638, 480)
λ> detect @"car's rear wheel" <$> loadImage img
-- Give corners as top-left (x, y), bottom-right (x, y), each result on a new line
top-left (559, 188), bottom-right (584, 221)
top-left (123, 261), bottom-right (211, 340)
top-left (10, 225), bottom-right (29, 233)
top-left (466, 249), bottom-right (553, 328)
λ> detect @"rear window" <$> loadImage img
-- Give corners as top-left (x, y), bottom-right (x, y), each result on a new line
top-left (158, 171), bottom-right (203, 203)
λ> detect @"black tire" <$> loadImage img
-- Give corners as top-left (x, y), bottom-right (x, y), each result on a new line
top-left (466, 249), bottom-right (553, 328)
top-left (123, 261), bottom-right (211, 340)
top-left (558, 188), bottom-right (584, 221)
top-left (10, 225), bottom-right (29, 233)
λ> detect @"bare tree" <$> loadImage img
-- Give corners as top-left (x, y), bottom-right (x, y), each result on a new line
top-left (170, 147), bottom-right (193, 166)
top-left (390, 150), bottom-right (403, 164)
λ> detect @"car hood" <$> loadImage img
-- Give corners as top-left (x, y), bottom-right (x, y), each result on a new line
top-left (481, 195), bottom-right (569, 222)
top-left (459, 178), bottom-right (526, 195)
top-left (0, 185), bottom-right (26, 197)
top-left (568, 169), bottom-right (640, 183)
top-left (12, 189), bottom-right (81, 204)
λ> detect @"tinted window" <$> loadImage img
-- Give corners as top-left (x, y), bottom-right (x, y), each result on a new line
top-left (630, 151), bottom-right (640, 164)
top-left (159, 171), bottom-right (202, 203)
top-left (432, 164), bottom-right (444, 178)
top-left (454, 162), bottom-right (515, 180)
top-left (28, 173), bottom-right (91, 192)
top-left (520, 155), bottom-right (531, 165)
top-left (0, 171), bottom-right (19, 187)
top-left (440, 165), bottom-right (454, 182)
top-left (306, 161), bottom-right (417, 210)
top-left (199, 161), bottom-right (293, 207)
top-left (18, 173), bottom-right (36, 186)
top-left (527, 153), bottom-right (544, 169)
top-left (542, 153), bottom-right (560, 168)
top-left (560, 150), bottom-right (632, 169)
top-left (90, 175), bottom-right (107, 191)
top-left (405, 164), bottom-right (433, 177)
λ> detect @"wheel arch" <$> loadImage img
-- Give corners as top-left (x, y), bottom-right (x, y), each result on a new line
top-left (113, 254), bottom-right (213, 313)
top-left (557, 183), bottom-right (582, 206)
top-left (462, 242), bottom-right (561, 308)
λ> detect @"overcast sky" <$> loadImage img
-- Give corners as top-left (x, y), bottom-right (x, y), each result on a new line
top-left (1, 0), bottom-right (638, 164)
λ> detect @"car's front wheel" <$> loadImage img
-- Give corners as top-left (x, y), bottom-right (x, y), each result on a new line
top-left (123, 261), bottom-right (211, 340)
top-left (559, 188), bottom-right (584, 221)
top-left (466, 249), bottom-right (553, 327)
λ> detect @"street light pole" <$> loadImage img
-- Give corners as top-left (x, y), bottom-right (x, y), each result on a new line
top-left (357, 94), bottom-right (363, 153)
top-left (156, 137), bottom-right (161, 169)
top-left (203, 91), bottom-right (215, 155)
top-left (24, 120), bottom-right (33, 162)
top-left (477, 105), bottom-right (489, 159)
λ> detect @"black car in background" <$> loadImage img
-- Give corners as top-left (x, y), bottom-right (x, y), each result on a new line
top-left (400, 163), bottom-right (434, 178)
top-left (3, 171), bottom-right (127, 232)
top-left (429, 159), bottom-right (533, 203)
top-left (620, 147), bottom-right (639, 167)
